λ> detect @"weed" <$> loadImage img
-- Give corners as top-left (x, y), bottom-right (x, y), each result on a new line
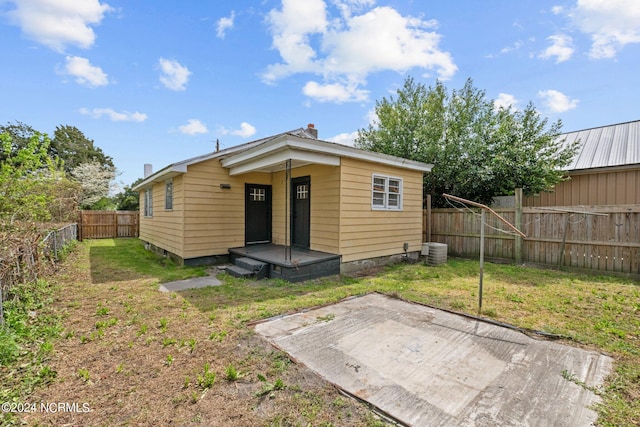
top-left (165, 355), bottom-right (174, 366)
top-left (506, 293), bottom-right (524, 303)
top-left (209, 330), bottom-right (228, 342)
top-left (159, 317), bottom-right (168, 332)
top-left (187, 338), bottom-right (197, 353)
top-left (162, 338), bottom-right (177, 347)
top-left (197, 363), bottom-right (216, 389)
top-left (38, 365), bottom-right (57, 384)
top-left (77, 368), bottom-right (90, 382)
top-left (270, 352), bottom-right (291, 374)
top-left (481, 307), bottom-right (497, 317)
top-left (224, 364), bottom-right (243, 381)
top-left (450, 301), bottom-right (466, 310)
top-left (116, 363), bottom-right (124, 373)
top-left (96, 304), bottom-right (109, 316)
top-left (316, 313), bottom-right (335, 322)
top-left (255, 374), bottom-right (285, 397)
top-left (137, 324), bottom-right (148, 336)
top-left (183, 376), bottom-right (191, 389)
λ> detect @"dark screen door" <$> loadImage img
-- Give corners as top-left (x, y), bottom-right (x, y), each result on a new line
top-left (291, 176), bottom-right (310, 248)
top-left (245, 184), bottom-right (272, 244)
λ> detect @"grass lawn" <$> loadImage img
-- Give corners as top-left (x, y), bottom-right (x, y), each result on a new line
top-left (3, 238), bottom-right (639, 426)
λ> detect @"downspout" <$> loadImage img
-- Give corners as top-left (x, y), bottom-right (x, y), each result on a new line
top-left (285, 159), bottom-right (292, 262)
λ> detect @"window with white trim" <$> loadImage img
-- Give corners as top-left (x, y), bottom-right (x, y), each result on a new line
top-left (144, 188), bottom-right (153, 217)
top-left (250, 187), bottom-right (266, 202)
top-left (372, 174), bottom-right (402, 210)
top-left (165, 180), bottom-right (173, 210)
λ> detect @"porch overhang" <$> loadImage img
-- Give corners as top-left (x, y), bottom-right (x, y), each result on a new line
top-left (220, 134), bottom-right (432, 175)
top-left (222, 145), bottom-right (340, 175)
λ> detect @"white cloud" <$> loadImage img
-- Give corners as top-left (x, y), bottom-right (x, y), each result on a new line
top-left (179, 119), bottom-right (208, 135)
top-left (263, 1), bottom-right (456, 103)
top-left (494, 93), bottom-right (519, 110)
top-left (80, 108), bottom-right (147, 122)
top-left (539, 34), bottom-right (574, 62)
top-left (158, 58), bottom-right (191, 91)
top-left (569, 0), bottom-right (640, 59)
top-left (538, 89), bottom-right (579, 113)
top-left (302, 80), bottom-right (368, 103)
top-left (216, 11), bottom-right (235, 39)
top-left (327, 131), bottom-right (358, 146)
top-left (218, 122), bottom-right (257, 138)
top-left (6, 0), bottom-right (112, 52)
top-left (62, 56), bottom-right (109, 87)
top-left (231, 122), bottom-right (256, 137)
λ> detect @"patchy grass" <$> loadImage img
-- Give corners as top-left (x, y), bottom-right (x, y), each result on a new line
top-left (10, 238), bottom-right (640, 426)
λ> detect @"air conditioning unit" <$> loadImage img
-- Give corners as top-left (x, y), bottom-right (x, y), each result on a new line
top-left (426, 243), bottom-right (447, 265)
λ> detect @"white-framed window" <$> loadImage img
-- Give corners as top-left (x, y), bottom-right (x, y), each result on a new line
top-left (144, 188), bottom-right (153, 217)
top-left (165, 180), bottom-right (173, 210)
top-left (296, 184), bottom-right (308, 199)
top-left (250, 187), bottom-right (266, 202)
top-left (372, 174), bottom-right (403, 210)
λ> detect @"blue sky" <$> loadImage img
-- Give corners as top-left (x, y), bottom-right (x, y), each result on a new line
top-left (1, 0), bottom-right (639, 188)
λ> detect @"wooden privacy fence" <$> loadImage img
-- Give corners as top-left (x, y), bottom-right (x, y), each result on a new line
top-left (425, 205), bottom-right (640, 275)
top-left (79, 210), bottom-right (139, 240)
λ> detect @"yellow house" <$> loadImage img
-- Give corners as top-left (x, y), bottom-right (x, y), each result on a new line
top-left (133, 125), bottom-right (432, 281)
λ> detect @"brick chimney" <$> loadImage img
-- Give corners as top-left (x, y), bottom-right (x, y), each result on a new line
top-left (306, 123), bottom-right (318, 139)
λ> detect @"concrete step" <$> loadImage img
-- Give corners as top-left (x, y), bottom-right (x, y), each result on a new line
top-left (235, 257), bottom-right (269, 279)
top-left (226, 265), bottom-right (255, 278)
top-left (236, 257), bottom-right (267, 271)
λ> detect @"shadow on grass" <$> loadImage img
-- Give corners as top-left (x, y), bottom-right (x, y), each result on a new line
top-left (88, 238), bottom-right (206, 284)
top-left (180, 274), bottom-right (364, 312)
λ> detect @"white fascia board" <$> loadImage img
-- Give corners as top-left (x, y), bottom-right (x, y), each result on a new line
top-left (132, 164), bottom-right (188, 191)
top-left (227, 148), bottom-right (340, 176)
top-left (221, 134), bottom-right (432, 173)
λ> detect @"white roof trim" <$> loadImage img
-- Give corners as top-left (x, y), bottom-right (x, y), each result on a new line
top-left (221, 134), bottom-right (432, 173)
top-left (132, 164), bottom-right (187, 191)
top-left (134, 130), bottom-right (432, 190)
top-left (228, 147), bottom-right (340, 176)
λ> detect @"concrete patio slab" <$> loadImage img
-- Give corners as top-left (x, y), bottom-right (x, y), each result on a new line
top-left (158, 273), bottom-right (222, 292)
top-left (254, 293), bottom-right (612, 427)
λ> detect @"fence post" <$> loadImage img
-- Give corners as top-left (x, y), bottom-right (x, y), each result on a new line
top-left (113, 211), bottom-right (118, 238)
top-left (426, 194), bottom-right (432, 242)
top-left (514, 188), bottom-right (523, 264)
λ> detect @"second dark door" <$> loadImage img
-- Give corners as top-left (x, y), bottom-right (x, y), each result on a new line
top-left (291, 176), bottom-right (310, 248)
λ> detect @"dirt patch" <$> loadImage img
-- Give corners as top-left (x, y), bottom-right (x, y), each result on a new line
top-left (20, 245), bottom-right (382, 426)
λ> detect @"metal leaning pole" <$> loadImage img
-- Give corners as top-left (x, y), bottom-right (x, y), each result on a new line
top-left (442, 194), bottom-right (527, 314)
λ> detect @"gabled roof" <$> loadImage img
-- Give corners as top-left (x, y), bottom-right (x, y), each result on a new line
top-left (561, 119), bottom-right (640, 171)
top-left (134, 127), bottom-right (432, 190)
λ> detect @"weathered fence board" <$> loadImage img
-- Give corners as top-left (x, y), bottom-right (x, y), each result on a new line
top-left (79, 211), bottom-right (139, 240)
top-left (426, 205), bottom-right (640, 275)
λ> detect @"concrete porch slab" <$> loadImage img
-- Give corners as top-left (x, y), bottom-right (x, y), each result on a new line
top-left (254, 293), bottom-right (612, 427)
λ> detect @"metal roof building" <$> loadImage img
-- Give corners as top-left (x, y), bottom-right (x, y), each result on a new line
top-left (525, 120), bottom-right (640, 206)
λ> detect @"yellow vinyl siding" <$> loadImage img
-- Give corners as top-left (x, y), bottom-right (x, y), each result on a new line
top-left (339, 158), bottom-right (424, 263)
top-left (271, 164), bottom-right (341, 254)
top-left (139, 175), bottom-right (184, 256)
top-left (182, 159), bottom-right (271, 259)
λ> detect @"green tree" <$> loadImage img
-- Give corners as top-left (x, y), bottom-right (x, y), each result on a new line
top-left (0, 121), bottom-right (45, 163)
top-left (113, 178), bottom-right (143, 210)
top-left (355, 77), bottom-right (580, 207)
top-left (0, 132), bottom-right (58, 222)
top-left (51, 125), bottom-right (114, 173)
